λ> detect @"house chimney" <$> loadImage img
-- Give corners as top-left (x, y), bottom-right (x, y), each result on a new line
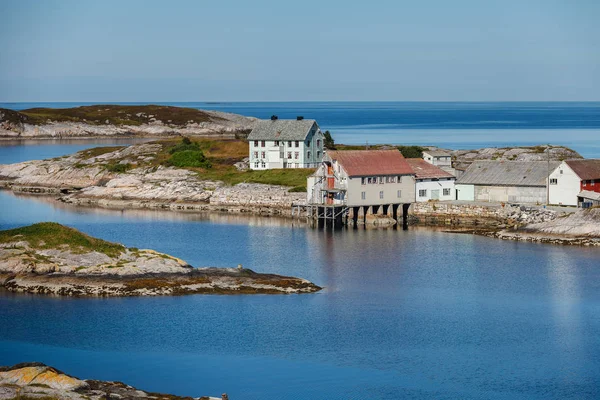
top-left (296, 116), bottom-right (304, 121)
top-left (270, 115), bottom-right (278, 121)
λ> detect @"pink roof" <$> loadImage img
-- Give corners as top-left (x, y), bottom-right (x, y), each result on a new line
top-left (327, 150), bottom-right (414, 177)
top-left (565, 159), bottom-right (600, 180)
top-left (406, 158), bottom-right (455, 179)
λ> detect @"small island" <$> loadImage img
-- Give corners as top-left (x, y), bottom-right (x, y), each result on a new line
top-left (0, 222), bottom-right (321, 296)
top-left (0, 362), bottom-right (220, 400)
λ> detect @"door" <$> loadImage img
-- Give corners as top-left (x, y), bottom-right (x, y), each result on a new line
top-left (431, 189), bottom-right (440, 200)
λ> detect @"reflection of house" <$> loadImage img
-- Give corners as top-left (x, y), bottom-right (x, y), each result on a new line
top-left (307, 150), bottom-right (415, 206)
top-left (422, 150), bottom-right (452, 167)
top-left (247, 116), bottom-right (324, 170)
top-left (548, 159), bottom-right (600, 206)
top-left (406, 159), bottom-right (456, 202)
top-left (455, 161), bottom-right (559, 203)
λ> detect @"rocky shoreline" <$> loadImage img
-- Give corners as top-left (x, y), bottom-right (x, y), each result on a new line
top-left (0, 362), bottom-right (223, 400)
top-left (0, 223), bottom-right (322, 296)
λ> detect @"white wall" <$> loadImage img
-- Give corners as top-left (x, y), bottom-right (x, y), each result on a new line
top-left (548, 162), bottom-right (580, 206)
top-left (456, 184), bottom-right (474, 201)
top-left (415, 179), bottom-right (456, 202)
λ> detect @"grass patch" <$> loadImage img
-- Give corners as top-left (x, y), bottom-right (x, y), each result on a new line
top-left (78, 146), bottom-right (125, 159)
top-left (105, 163), bottom-right (131, 173)
top-left (0, 222), bottom-right (125, 257)
top-left (167, 150), bottom-right (212, 168)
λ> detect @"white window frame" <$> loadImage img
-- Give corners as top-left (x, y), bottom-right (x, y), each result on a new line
top-left (419, 189), bottom-right (427, 197)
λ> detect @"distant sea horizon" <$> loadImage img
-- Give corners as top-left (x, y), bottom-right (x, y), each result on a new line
top-left (2, 101), bottom-right (600, 158)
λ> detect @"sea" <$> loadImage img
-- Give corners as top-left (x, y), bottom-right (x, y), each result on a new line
top-left (1, 102), bottom-right (600, 399)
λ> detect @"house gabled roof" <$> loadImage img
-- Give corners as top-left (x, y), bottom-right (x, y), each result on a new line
top-left (247, 119), bottom-right (317, 141)
top-left (565, 159), bottom-right (600, 180)
top-left (423, 150), bottom-right (451, 157)
top-left (406, 158), bottom-right (455, 180)
top-left (456, 160), bottom-right (560, 187)
top-left (326, 150), bottom-right (414, 177)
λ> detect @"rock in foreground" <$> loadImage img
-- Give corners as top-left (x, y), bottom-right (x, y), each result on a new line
top-left (0, 222), bottom-right (321, 296)
top-left (0, 362), bottom-right (220, 400)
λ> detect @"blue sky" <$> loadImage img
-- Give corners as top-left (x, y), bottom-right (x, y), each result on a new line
top-left (1, 0), bottom-right (599, 101)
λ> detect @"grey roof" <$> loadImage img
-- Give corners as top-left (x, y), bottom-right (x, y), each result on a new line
top-left (578, 190), bottom-right (600, 201)
top-left (423, 150), bottom-right (451, 157)
top-left (456, 160), bottom-right (560, 187)
top-left (247, 119), bottom-right (317, 141)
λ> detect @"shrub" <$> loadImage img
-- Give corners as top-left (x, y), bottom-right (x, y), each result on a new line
top-left (169, 139), bottom-right (201, 154)
top-left (397, 145), bottom-right (426, 158)
top-left (167, 150), bottom-right (212, 168)
top-left (106, 163), bottom-right (131, 173)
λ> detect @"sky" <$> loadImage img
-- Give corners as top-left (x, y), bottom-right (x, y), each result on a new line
top-left (0, 0), bottom-right (599, 102)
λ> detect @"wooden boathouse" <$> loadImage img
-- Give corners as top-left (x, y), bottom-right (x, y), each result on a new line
top-left (300, 150), bottom-right (416, 229)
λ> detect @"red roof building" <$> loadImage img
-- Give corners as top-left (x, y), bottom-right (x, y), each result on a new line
top-left (549, 159), bottom-right (600, 206)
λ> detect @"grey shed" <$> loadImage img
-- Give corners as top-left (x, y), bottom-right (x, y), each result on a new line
top-left (456, 160), bottom-right (560, 186)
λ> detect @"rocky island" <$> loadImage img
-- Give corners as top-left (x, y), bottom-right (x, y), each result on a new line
top-left (0, 222), bottom-right (322, 296)
top-left (0, 105), bottom-right (256, 139)
top-left (0, 362), bottom-right (221, 400)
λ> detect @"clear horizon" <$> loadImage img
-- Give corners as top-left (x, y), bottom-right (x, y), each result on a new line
top-left (1, 0), bottom-right (599, 102)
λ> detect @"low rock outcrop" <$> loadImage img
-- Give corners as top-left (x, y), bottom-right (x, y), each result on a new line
top-left (0, 223), bottom-right (322, 296)
top-left (0, 141), bottom-right (306, 217)
top-left (0, 105), bottom-right (257, 139)
top-left (0, 362), bottom-right (222, 400)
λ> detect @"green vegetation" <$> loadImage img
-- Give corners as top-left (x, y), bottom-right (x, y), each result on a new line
top-left (105, 163), bottom-right (131, 173)
top-left (324, 130), bottom-right (336, 149)
top-left (1, 105), bottom-right (222, 126)
top-left (397, 145), bottom-right (426, 158)
top-left (0, 222), bottom-right (125, 257)
top-left (165, 138), bottom-right (212, 168)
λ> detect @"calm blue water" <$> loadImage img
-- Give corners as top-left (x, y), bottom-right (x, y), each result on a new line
top-left (2, 102), bottom-right (600, 159)
top-left (1, 191), bottom-right (600, 399)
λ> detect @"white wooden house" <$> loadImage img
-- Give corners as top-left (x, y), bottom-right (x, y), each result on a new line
top-left (247, 117), bottom-right (324, 170)
top-left (406, 158), bottom-right (456, 202)
top-left (548, 159), bottom-right (600, 206)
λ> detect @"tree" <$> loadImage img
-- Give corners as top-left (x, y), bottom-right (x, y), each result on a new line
top-left (324, 130), bottom-right (335, 149)
top-left (397, 145), bottom-right (425, 158)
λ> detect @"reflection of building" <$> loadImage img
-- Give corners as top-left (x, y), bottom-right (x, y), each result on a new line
top-left (455, 160), bottom-right (559, 203)
top-left (406, 158), bottom-right (456, 202)
top-left (306, 150), bottom-right (415, 228)
top-left (247, 116), bottom-right (324, 170)
top-left (548, 159), bottom-right (600, 206)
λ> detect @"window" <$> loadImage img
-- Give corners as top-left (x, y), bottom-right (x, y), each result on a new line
top-left (443, 188), bottom-right (451, 196)
top-left (361, 191), bottom-right (366, 200)
top-left (254, 161), bottom-right (259, 168)
top-left (261, 151), bottom-right (265, 158)
top-left (379, 191), bottom-right (384, 199)
top-left (261, 140), bottom-right (265, 147)
top-left (288, 141), bottom-right (292, 147)
top-left (386, 176), bottom-right (396, 183)
top-left (367, 177), bottom-right (373, 184)
top-left (274, 140), bottom-right (279, 146)
top-left (253, 151), bottom-right (258, 159)
top-left (287, 152), bottom-right (292, 159)
top-left (397, 176), bottom-right (403, 183)
top-left (261, 161), bottom-right (265, 168)
top-left (361, 177), bottom-right (366, 185)
top-left (419, 189), bottom-right (427, 197)
top-left (560, 170), bottom-right (563, 174)
top-left (317, 151), bottom-right (321, 159)
top-left (372, 177), bottom-right (378, 185)
top-left (317, 139), bottom-right (321, 147)
top-left (294, 152), bottom-right (299, 160)
top-left (254, 140), bottom-right (258, 147)
top-left (378, 176), bottom-right (384, 184)
top-left (307, 151), bottom-right (311, 159)
top-left (550, 178), bottom-right (558, 185)
top-left (397, 190), bottom-right (402, 198)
